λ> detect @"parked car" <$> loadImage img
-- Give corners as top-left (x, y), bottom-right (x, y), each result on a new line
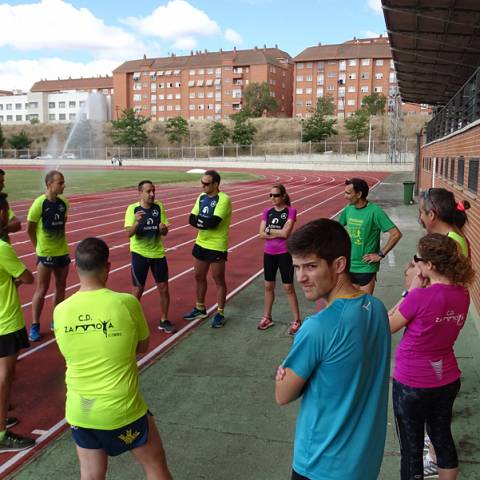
top-left (36, 154), bottom-right (54, 160)
top-left (60, 153), bottom-right (76, 159)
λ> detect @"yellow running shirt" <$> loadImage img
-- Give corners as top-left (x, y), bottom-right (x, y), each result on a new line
top-left (124, 201), bottom-right (169, 258)
top-left (27, 194), bottom-right (69, 257)
top-left (54, 289), bottom-right (149, 430)
top-left (0, 240), bottom-right (27, 335)
top-left (192, 191), bottom-right (232, 252)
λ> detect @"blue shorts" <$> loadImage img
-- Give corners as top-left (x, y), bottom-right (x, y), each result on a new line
top-left (131, 252), bottom-right (168, 287)
top-left (37, 254), bottom-right (71, 269)
top-left (192, 243), bottom-right (228, 263)
top-left (71, 413), bottom-right (149, 457)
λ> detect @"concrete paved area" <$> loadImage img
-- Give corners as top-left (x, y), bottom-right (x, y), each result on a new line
top-left (11, 173), bottom-right (480, 479)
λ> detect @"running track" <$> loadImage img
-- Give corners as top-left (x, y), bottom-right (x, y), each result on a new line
top-left (1, 168), bottom-right (387, 477)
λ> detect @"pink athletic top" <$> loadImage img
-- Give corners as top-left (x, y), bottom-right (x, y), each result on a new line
top-left (395, 283), bottom-right (470, 388)
top-left (262, 206), bottom-right (297, 255)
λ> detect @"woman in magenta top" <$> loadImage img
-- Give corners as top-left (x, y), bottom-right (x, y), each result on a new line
top-left (258, 184), bottom-right (301, 334)
top-left (389, 233), bottom-right (474, 480)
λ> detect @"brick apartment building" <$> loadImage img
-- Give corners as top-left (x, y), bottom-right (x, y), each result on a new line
top-left (293, 36), bottom-right (429, 118)
top-left (112, 46), bottom-right (294, 121)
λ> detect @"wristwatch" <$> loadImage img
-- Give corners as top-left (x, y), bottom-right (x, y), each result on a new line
top-left (377, 250), bottom-right (385, 258)
top-left (266, 226), bottom-right (271, 235)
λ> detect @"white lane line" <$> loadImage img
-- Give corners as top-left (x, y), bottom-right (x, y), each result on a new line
top-left (31, 429), bottom-right (48, 435)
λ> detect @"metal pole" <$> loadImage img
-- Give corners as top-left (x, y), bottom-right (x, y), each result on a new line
top-left (309, 141), bottom-right (312, 157)
top-left (367, 116), bottom-right (372, 165)
top-left (324, 140), bottom-right (327, 153)
top-left (222, 144), bottom-right (225, 159)
top-left (250, 144), bottom-right (253, 158)
top-left (236, 144), bottom-right (239, 159)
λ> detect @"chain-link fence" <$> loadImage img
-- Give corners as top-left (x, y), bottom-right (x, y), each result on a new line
top-left (0, 139), bottom-right (415, 163)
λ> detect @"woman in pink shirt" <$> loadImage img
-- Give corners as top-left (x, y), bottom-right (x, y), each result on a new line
top-left (258, 184), bottom-right (301, 334)
top-left (389, 234), bottom-right (474, 480)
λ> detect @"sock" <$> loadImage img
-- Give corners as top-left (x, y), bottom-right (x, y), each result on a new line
top-left (196, 302), bottom-right (205, 311)
top-left (0, 430), bottom-right (6, 440)
top-left (217, 308), bottom-right (224, 316)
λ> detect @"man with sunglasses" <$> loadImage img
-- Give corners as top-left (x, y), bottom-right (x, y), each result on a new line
top-left (339, 178), bottom-right (402, 294)
top-left (184, 170), bottom-right (232, 328)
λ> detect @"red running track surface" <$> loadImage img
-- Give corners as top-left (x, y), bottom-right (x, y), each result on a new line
top-left (0, 168), bottom-right (388, 477)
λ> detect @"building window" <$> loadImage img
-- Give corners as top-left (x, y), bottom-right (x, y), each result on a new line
top-left (296, 76), bottom-right (304, 82)
top-left (361, 72), bottom-right (369, 80)
top-left (296, 88), bottom-right (303, 95)
top-left (196, 80), bottom-right (204, 87)
top-left (348, 86), bottom-right (356, 93)
top-left (348, 59), bottom-right (357, 66)
top-left (389, 72), bottom-right (396, 83)
top-left (306, 75), bottom-right (312, 82)
top-left (151, 83), bottom-right (157, 92)
top-left (316, 87), bottom-right (324, 97)
top-left (207, 68), bottom-right (214, 74)
top-left (348, 73), bottom-right (356, 80)
top-left (188, 80), bottom-right (195, 87)
top-left (327, 85), bottom-right (335, 91)
top-left (189, 69), bottom-right (195, 75)
top-left (175, 93), bottom-right (181, 99)
top-left (59, 101), bottom-right (66, 108)
top-left (306, 87), bottom-right (312, 94)
top-left (206, 79), bottom-right (213, 86)
top-left (360, 86), bottom-right (369, 93)
top-left (158, 94), bottom-right (165, 100)
top-left (468, 159), bottom-right (479, 193)
top-left (151, 95), bottom-right (157, 103)
top-left (347, 99), bottom-right (356, 106)
top-left (167, 105), bottom-right (173, 111)
top-left (338, 87), bottom-right (345, 97)
top-left (59, 113), bottom-right (66, 120)
top-left (69, 101), bottom-right (76, 108)
top-left (450, 158), bottom-right (455, 181)
top-left (327, 71), bottom-right (337, 78)
top-left (317, 62), bottom-right (324, 71)
top-left (443, 158), bottom-right (449, 178)
top-left (317, 74), bottom-right (324, 85)
top-left (133, 72), bottom-right (141, 80)
top-left (297, 63), bottom-right (304, 69)
top-left (175, 82), bottom-right (181, 88)
top-left (207, 92), bottom-right (214, 98)
top-left (375, 73), bottom-right (384, 80)
top-left (133, 94), bottom-right (142, 102)
top-left (28, 102), bottom-right (38, 109)
top-left (69, 113), bottom-right (76, 120)
top-left (6, 115), bottom-right (13, 121)
top-left (361, 59), bottom-right (370, 66)
top-left (375, 59), bottom-right (384, 66)
top-left (48, 102), bottom-right (55, 108)
top-left (189, 104), bottom-right (195, 111)
top-left (339, 60), bottom-right (346, 71)
top-left (374, 86), bottom-right (383, 93)
top-left (15, 103), bottom-right (22, 110)
top-left (457, 157), bottom-right (465, 186)
top-left (198, 92), bottom-right (205, 99)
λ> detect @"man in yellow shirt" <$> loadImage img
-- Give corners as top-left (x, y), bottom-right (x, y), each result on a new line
top-left (27, 170), bottom-right (70, 341)
top-left (0, 193), bottom-right (35, 452)
top-left (124, 180), bottom-right (174, 334)
top-left (184, 170), bottom-right (232, 328)
top-left (53, 237), bottom-right (172, 479)
top-left (0, 168), bottom-right (21, 242)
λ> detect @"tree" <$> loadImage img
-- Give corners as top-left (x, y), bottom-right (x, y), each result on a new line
top-left (111, 108), bottom-right (148, 147)
top-left (231, 118), bottom-right (256, 145)
top-left (301, 97), bottom-right (338, 142)
top-left (242, 82), bottom-right (279, 117)
top-left (361, 92), bottom-right (387, 116)
top-left (344, 110), bottom-right (370, 141)
top-left (165, 116), bottom-right (189, 145)
top-left (208, 122), bottom-right (230, 146)
top-left (9, 130), bottom-right (32, 150)
top-left (0, 124), bottom-right (5, 148)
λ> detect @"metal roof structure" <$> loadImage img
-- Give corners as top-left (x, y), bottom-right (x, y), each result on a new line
top-left (382, 0), bottom-right (480, 106)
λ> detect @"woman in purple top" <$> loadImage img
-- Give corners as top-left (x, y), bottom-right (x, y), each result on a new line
top-left (258, 184), bottom-right (301, 334)
top-left (389, 234), bottom-right (475, 480)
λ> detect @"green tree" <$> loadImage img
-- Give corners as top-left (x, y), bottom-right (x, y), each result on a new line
top-left (111, 108), bottom-right (148, 147)
top-left (29, 117), bottom-right (39, 125)
top-left (208, 122), bottom-right (230, 146)
top-left (9, 130), bottom-right (32, 150)
top-left (301, 97), bottom-right (338, 142)
top-left (344, 110), bottom-right (370, 141)
top-left (242, 82), bottom-right (279, 117)
top-left (165, 116), bottom-right (189, 145)
top-left (0, 124), bottom-right (5, 148)
top-left (361, 92), bottom-right (387, 116)
top-left (231, 118), bottom-right (256, 145)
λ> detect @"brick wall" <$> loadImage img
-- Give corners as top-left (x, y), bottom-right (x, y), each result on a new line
top-left (419, 123), bottom-right (480, 314)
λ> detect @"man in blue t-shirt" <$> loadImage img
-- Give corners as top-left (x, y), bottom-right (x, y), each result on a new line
top-left (276, 219), bottom-right (391, 480)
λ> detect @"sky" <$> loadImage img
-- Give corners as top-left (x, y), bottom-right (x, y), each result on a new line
top-left (0, 0), bottom-right (386, 91)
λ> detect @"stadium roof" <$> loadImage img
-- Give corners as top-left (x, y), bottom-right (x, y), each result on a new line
top-left (383, 0), bottom-right (480, 106)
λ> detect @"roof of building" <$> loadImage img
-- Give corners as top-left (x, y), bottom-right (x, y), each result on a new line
top-left (30, 76), bottom-right (113, 92)
top-left (0, 90), bottom-right (13, 96)
top-left (383, 0), bottom-right (480, 105)
top-left (294, 37), bottom-right (392, 62)
top-left (113, 47), bottom-right (292, 73)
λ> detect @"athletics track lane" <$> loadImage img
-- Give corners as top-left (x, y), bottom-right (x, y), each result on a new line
top-left (0, 168), bottom-right (388, 477)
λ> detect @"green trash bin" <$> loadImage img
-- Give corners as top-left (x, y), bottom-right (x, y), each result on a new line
top-left (403, 181), bottom-right (415, 205)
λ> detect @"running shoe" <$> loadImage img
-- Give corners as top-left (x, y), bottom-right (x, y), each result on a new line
top-left (288, 320), bottom-right (302, 335)
top-left (183, 307), bottom-right (208, 321)
top-left (423, 453), bottom-right (439, 478)
top-left (0, 431), bottom-right (35, 452)
top-left (28, 324), bottom-right (41, 342)
top-left (6, 417), bottom-right (18, 429)
top-left (257, 316), bottom-right (274, 330)
top-left (158, 320), bottom-right (176, 334)
top-left (211, 312), bottom-right (225, 328)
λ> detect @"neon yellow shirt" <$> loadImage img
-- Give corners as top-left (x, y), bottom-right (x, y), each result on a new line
top-left (447, 231), bottom-right (469, 257)
top-left (27, 194), bottom-right (69, 257)
top-left (0, 240), bottom-right (27, 335)
top-left (54, 289), bottom-right (149, 430)
top-left (192, 191), bottom-right (232, 251)
top-left (124, 201), bottom-right (168, 259)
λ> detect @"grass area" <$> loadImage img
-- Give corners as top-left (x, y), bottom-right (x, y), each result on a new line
top-left (1, 168), bottom-right (260, 201)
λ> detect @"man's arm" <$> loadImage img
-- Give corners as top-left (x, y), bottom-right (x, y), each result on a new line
top-left (14, 268), bottom-right (34, 286)
top-left (188, 213), bottom-right (222, 229)
top-left (27, 221), bottom-right (37, 248)
top-left (275, 365), bottom-right (306, 406)
top-left (125, 210), bottom-right (144, 238)
top-left (7, 216), bottom-right (21, 234)
top-left (363, 226), bottom-right (402, 263)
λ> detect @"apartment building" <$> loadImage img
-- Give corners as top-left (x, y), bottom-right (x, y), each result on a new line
top-left (0, 77), bottom-right (113, 124)
top-left (112, 46), bottom-right (294, 121)
top-left (293, 36), bottom-right (427, 118)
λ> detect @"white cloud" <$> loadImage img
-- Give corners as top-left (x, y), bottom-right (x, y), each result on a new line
top-left (224, 28), bottom-right (243, 45)
top-left (0, 58), bottom-right (121, 91)
top-left (122, 0), bottom-right (221, 49)
top-left (367, 0), bottom-right (382, 14)
top-left (0, 0), bottom-right (140, 56)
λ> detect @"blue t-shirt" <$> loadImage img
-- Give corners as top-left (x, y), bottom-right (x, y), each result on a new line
top-left (283, 294), bottom-right (391, 480)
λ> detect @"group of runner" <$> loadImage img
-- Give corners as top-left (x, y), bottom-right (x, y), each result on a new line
top-left (0, 167), bottom-right (475, 480)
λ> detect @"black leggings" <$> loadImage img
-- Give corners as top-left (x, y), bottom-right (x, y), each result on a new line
top-left (393, 378), bottom-right (460, 479)
top-left (291, 470), bottom-right (309, 480)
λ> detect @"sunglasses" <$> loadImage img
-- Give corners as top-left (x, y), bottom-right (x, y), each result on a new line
top-left (413, 254), bottom-right (425, 263)
top-left (269, 193), bottom-right (281, 198)
top-left (201, 181), bottom-right (212, 186)
top-left (421, 188), bottom-right (438, 213)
